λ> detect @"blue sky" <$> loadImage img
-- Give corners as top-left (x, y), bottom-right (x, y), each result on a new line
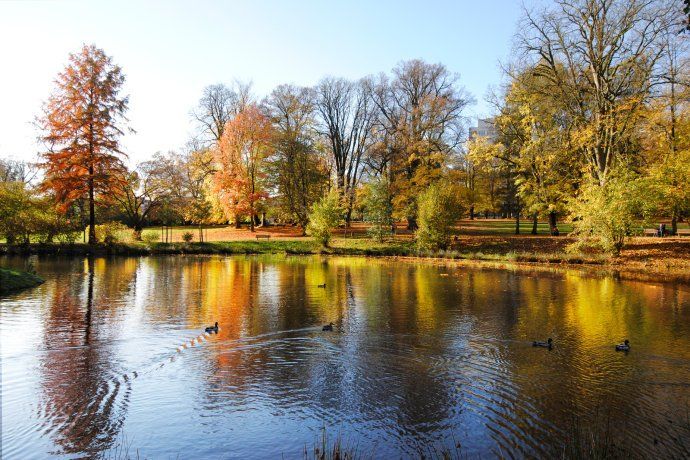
top-left (0, 0), bottom-right (524, 165)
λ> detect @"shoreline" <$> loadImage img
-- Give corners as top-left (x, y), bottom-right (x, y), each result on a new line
top-left (2, 240), bottom-right (690, 285)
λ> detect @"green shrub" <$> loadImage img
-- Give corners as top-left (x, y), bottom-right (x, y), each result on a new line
top-left (416, 181), bottom-right (465, 251)
top-left (0, 183), bottom-right (75, 244)
top-left (141, 231), bottom-right (160, 245)
top-left (56, 231), bottom-right (80, 244)
top-left (182, 231), bottom-right (194, 243)
top-left (306, 189), bottom-right (344, 247)
top-left (95, 222), bottom-right (128, 245)
top-left (568, 168), bottom-right (650, 255)
top-left (363, 178), bottom-right (393, 242)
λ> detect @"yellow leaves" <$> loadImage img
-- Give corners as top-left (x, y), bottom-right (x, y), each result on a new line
top-left (466, 136), bottom-right (502, 168)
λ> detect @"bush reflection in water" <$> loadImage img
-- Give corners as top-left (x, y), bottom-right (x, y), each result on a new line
top-left (1, 255), bottom-right (689, 459)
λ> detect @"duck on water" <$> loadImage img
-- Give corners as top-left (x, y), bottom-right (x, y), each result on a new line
top-left (205, 322), bottom-right (219, 334)
top-left (533, 338), bottom-right (553, 349)
top-left (616, 339), bottom-right (630, 351)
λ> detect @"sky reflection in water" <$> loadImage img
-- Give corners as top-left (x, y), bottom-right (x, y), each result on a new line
top-left (1, 255), bottom-right (690, 458)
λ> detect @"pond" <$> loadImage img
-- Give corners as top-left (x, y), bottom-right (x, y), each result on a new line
top-left (1, 255), bottom-right (690, 458)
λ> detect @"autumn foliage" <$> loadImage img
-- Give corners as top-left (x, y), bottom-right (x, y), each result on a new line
top-left (3, 8), bottom-right (686, 255)
top-left (213, 105), bottom-right (274, 231)
top-left (38, 44), bottom-right (129, 243)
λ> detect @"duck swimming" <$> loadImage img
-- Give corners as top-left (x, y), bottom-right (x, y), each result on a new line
top-left (205, 322), bottom-right (219, 334)
top-left (615, 339), bottom-right (630, 351)
top-left (532, 338), bottom-right (553, 348)
top-left (322, 322), bottom-right (334, 331)
top-left (317, 283), bottom-right (326, 288)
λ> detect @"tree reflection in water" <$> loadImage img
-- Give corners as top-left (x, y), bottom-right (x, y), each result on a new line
top-left (0, 255), bottom-right (688, 458)
top-left (37, 257), bottom-right (135, 457)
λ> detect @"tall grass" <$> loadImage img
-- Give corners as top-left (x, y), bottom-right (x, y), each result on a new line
top-left (99, 404), bottom-right (690, 459)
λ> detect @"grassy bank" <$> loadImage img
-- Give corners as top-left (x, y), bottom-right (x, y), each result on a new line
top-left (0, 238), bottom-right (593, 261)
top-left (0, 268), bottom-right (44, 295)
top-left (2, 233), bottom-right (689, 283)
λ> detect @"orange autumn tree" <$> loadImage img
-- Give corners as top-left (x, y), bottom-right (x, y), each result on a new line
top-left (38, 44), bottom-right (130, 244)
top-left (213, 105), bottom-right (274, 231)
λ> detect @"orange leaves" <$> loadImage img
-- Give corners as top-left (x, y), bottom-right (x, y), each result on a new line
top-left (212, 105), bottom-right (275, 224)
top-left (39, 44), bottom-right (129, 211)
top-left (37, 44), bottom-right (130, 242)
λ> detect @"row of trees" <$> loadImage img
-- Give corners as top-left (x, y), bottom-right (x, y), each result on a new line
top-left (12, 43), bottom-right (471, 247)
top-left (2, 0), bottom-right (689, 254)
top-left (465, 0), bottom-right (690, 252)
top-left (192, 61), bottom-right (472, 235)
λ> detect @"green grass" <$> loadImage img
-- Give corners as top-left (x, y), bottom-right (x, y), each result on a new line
top-left (3, 219), bottom-right (689, 244)
top-left (149, 240), bottom-right (319, 254)
top-left (0, 268), bottom-right (44, 295)
top-left (0, 237), bottom-right (604, 265)
top-left (459, 218), bottom-right (690, 236)
top-left (458, 219), bottom-right (575, 235)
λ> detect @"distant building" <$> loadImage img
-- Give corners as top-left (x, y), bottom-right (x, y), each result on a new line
top-left (469, 118), bottom-right (497, 142)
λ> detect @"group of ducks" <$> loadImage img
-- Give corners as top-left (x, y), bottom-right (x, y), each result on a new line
top-left (205, 279), bottom-right (637, 352)
top-left (204, 321), bottom-right (632, 351)
top-left (204, 321), bottom-right (335, 333)
top-left (532, 337), bottom-right (631, 352)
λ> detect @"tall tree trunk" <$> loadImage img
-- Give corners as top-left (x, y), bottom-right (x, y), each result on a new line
top-left (88, 124), bottom-right (96, 245)
top-left (531, 213), bottom-right (538, 235)
top-left (514, 195), bottom-right (520, 235)
top-left (470, 205), bottom-right (475, 220)
top-left (88, 173), bottom-right (96, 244)
top-left (549, 211), bottom-right (558, 236)
top-left (515, 214), bottom-right (520, 235)
top-left (249, 175), bottom-right (255, 231)
top-left (672, 211), bottom-right (678, 236)
top-left (337, 173), bottom-right (345, 194)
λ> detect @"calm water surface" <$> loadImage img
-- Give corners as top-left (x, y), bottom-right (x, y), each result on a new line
top-left (1, 255), bottom-right (690, 459)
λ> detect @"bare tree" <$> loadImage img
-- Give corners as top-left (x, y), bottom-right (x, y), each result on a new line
top-left (367, 60), bottom-right (472, 229)
top-left (0, 158), bottom-right (39, 184)
top-left (265, 84), bottom-right (328, 231)
top-left (192, 81), bottom-right (253, 144)
top-left (315, 77), bottom-right (375, 223)
top-left (516, 0), bottom-right (682, 185)
top-left (111, 161), bottom-right (170, 239)
top-left (148, 149), bottom-right (214, 230)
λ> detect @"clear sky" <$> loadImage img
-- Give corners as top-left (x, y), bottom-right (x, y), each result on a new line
top-left (0, 0), bottom-right (524, 165)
